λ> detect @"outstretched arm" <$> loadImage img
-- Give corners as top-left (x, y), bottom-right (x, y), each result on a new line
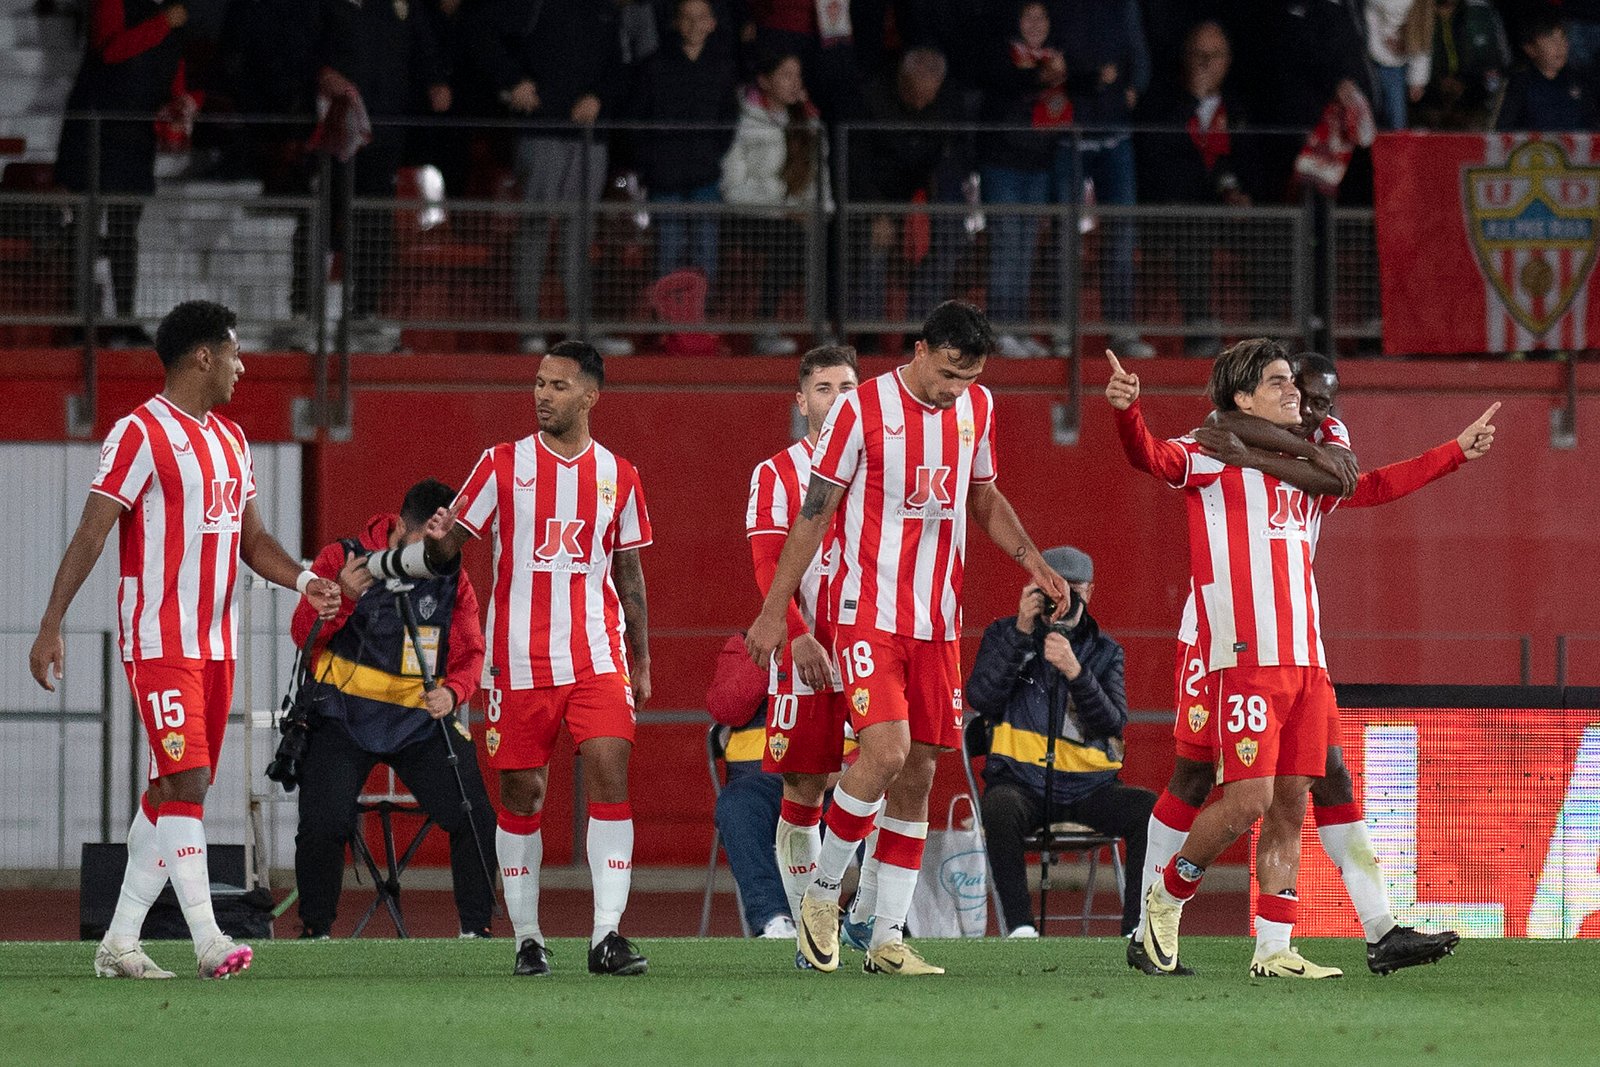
top-left (746, 479), bottom-right (844, 669)
top-left (240, 499), bottom-right (342, 618)
top-left (967, 481), bottom-right (1069, 614)
top-left (1105, 350), bottom-right (1190, 482)
top-left (1347, 402), bottom-right (1497, 507)
top-left (29, 493), bottom-right (122, 690)
top-left (612, 548), bottom-right (651, 710)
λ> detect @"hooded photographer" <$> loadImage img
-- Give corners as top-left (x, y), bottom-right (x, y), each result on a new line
top-left (964, 545), bottom-right (1154, 938)
top-left (286, 478), bottom-right (496, 939)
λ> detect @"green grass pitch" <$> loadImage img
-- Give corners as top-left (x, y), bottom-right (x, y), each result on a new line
top-left (3, 937), bottom-right (1594, 1064)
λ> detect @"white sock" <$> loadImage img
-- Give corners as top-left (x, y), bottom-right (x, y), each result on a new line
top-left (496, 825), bottom-right (543, 945)
top-left (1255, 915), bottom-right (1293, 956)
top-left (155, 808), bottom-right (222, 948)
top-left (106, 801), bottom-right (167, 943)
top-left (1318, 819), bottom-right (1396, 942)
top-left (849, 837), bottom-right (881, 925)
top-left (587, 813), bottom-right (634, 946)
top-left (1143, 814), bottom-right (1190, 925)
top-left (869, 816), bottom-right (928, 948)
top-left (810, 788), bottom-right (879, 905)
top-left (774, 817), bottom-right (821, 922)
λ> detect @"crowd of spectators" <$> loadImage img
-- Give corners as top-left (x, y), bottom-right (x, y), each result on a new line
top-left (50, 0), bottom-right (1598, 351)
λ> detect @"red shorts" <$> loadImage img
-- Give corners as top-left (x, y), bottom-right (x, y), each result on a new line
top-left (1170, 640), bottom-right (1216, 763)
top-left (762, 691), bottom-right (848, 774)
top-left (125, 657), bottom-right (235, 782)
top-left (1207, 664), bottom-right (1335, 783)
top-left (833, 624), bottom-right (962, 750)
top-left (482, 671), bottom-right (635, 770)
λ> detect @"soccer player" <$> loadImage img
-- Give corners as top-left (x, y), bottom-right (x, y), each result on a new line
top-left (1107, 339), bottom-right (1350, 979)
top-left (402, 341), bottom-right (652, 977)
top-left (1136, 353), bottom-right (1492, 975)
top-left (746, 344), bottom-right (862, 962)
top-left (28, 300), bottom-right (342, 979)
top-left (747, 301), bottom-right (1069, 976)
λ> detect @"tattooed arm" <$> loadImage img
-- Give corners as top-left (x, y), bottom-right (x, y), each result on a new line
top-left (745, 478), bottom-right (845, 668)
top-left (966, 480), bottom-right (1069, 617)
top-left (612, 547), bottom-right (651, 709)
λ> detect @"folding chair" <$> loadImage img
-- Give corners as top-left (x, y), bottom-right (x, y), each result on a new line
top-left (960, 716), bottom-right (1126, 936)
top-left (697, 723), bottom-right (752, 937)
top-left (349, 764), bottom-right (434, 938)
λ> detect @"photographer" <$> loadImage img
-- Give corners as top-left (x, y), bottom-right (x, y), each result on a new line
top-left (287, 479), bottom-right (496, 939)
top-left (966, 546), bottom-right (1154, 938)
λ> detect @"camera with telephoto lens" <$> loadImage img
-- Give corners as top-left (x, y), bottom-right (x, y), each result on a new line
top-left (1037, 587), bottom-right (1083, 638)
top-left (265, 695), bottom-right (312, 791)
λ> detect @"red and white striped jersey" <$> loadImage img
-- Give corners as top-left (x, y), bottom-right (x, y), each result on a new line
top-left (811, 368), bottom-right (997, 641)
top-left (90, 395), bottom-right (257, 662)
top-left (1174, 415), bottom-right (1350, 646)
top-left (1174, 438), bottom-right (1340, 672)
top-left (453, 433), bottom-right (651, 689)
top-left (746, 438), bottom-right (839, 695)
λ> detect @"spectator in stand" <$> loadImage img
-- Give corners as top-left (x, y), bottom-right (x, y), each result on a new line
top-left (1048, 0), bottom-right (1153, 358)
top-left (1366, 0), bottom-right (1436, 129)
top-left (894, 0), bottom-right (995, 109)
top-left (630, 0), bottom-right (738, 284)
top-left (1494, 14), bottom-right (1600, 130)
top-left (56, 0), bottom-right (199, 346)
top-left (848, 47), bottom-right (973, 344)
top-left (316, 0), bottom-right (452, 352)
top-left (463, 0), bottom-right (634, 356)
top-left (1136, 21), bottom-right (1260, 357)
top-left (981, 2), bottom-right (1070, 358)
top-left (1414, 0), bottom-right (1510, 129)
top-left (719, 50), bottom-right (830, 356)
top-left (743, 0), bottom-right (863, 121)
top-left (1260, 0), bottom-right (1374, 202)
top-left (1550, 2), bottom-right (1600, 79)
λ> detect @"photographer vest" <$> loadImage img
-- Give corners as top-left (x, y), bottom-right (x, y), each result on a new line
top-left (305, 539), bottom-right (461, 755)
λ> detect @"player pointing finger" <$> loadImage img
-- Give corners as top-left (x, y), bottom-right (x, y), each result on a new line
top-left (1458, 401), bottom-right (1500, 460)
top-left (1105, 348), bottom-right (1140, 410)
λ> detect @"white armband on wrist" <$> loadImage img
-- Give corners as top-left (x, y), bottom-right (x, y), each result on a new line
top-left (296, 569), bottom-right (318, 595)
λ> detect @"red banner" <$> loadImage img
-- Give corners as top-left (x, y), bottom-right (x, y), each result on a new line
top-left (1374, 132), bottom-right (1600, 354)
top-left (1251, 707), bottom-right (1600, 938)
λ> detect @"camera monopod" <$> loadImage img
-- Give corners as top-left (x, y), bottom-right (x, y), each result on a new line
top-left (390, 580), bottom-right (500, 909)
top-left (1038, 681), bottom-right (1060, 932)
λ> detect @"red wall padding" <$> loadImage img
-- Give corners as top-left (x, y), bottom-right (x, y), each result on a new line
top-left (7, 350), bottom-right (1592, 866)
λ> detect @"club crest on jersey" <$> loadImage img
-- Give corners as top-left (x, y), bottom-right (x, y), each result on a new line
top-left (161, 731), bottom-right (186, 762)
top-left (1235, 737), bottom-right (1259, 767)
top-left (957, 418), bottom-right (975, 445)
top-left (485, 727), bottom-right (501, 757)
top-left (1464, 139), bottom-right (1600, 337)
top-left (1188, 703), bottom-right (1209, 733)
top-left (597, 479), bottom-right (617, 509)
top-left (417, 594), bottom-right (437, 621)
top-left (851, 687), bottom-right (871, 717)
top-left (768, 732), bottom-right (790, 762)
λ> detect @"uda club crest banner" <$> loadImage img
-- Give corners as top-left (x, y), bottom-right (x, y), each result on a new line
top-left (1374, 132), bottom-right (1600, 353)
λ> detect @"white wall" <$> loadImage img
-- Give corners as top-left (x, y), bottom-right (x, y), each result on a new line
top-left (0, 441), bottom-right (304, 871)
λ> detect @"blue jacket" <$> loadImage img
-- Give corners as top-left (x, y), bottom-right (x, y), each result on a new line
top-left (965, 611), bottom-right (1128, 806)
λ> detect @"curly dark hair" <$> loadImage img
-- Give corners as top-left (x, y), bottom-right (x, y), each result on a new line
top-left (154, 300), bottom-right (237, 370)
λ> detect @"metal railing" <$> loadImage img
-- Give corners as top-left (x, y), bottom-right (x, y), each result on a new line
top-left (3, 114), bottom-right (1384, 437)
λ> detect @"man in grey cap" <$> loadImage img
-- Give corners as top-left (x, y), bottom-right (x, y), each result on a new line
top-left (964, 546), bottom-right (1155, 938)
